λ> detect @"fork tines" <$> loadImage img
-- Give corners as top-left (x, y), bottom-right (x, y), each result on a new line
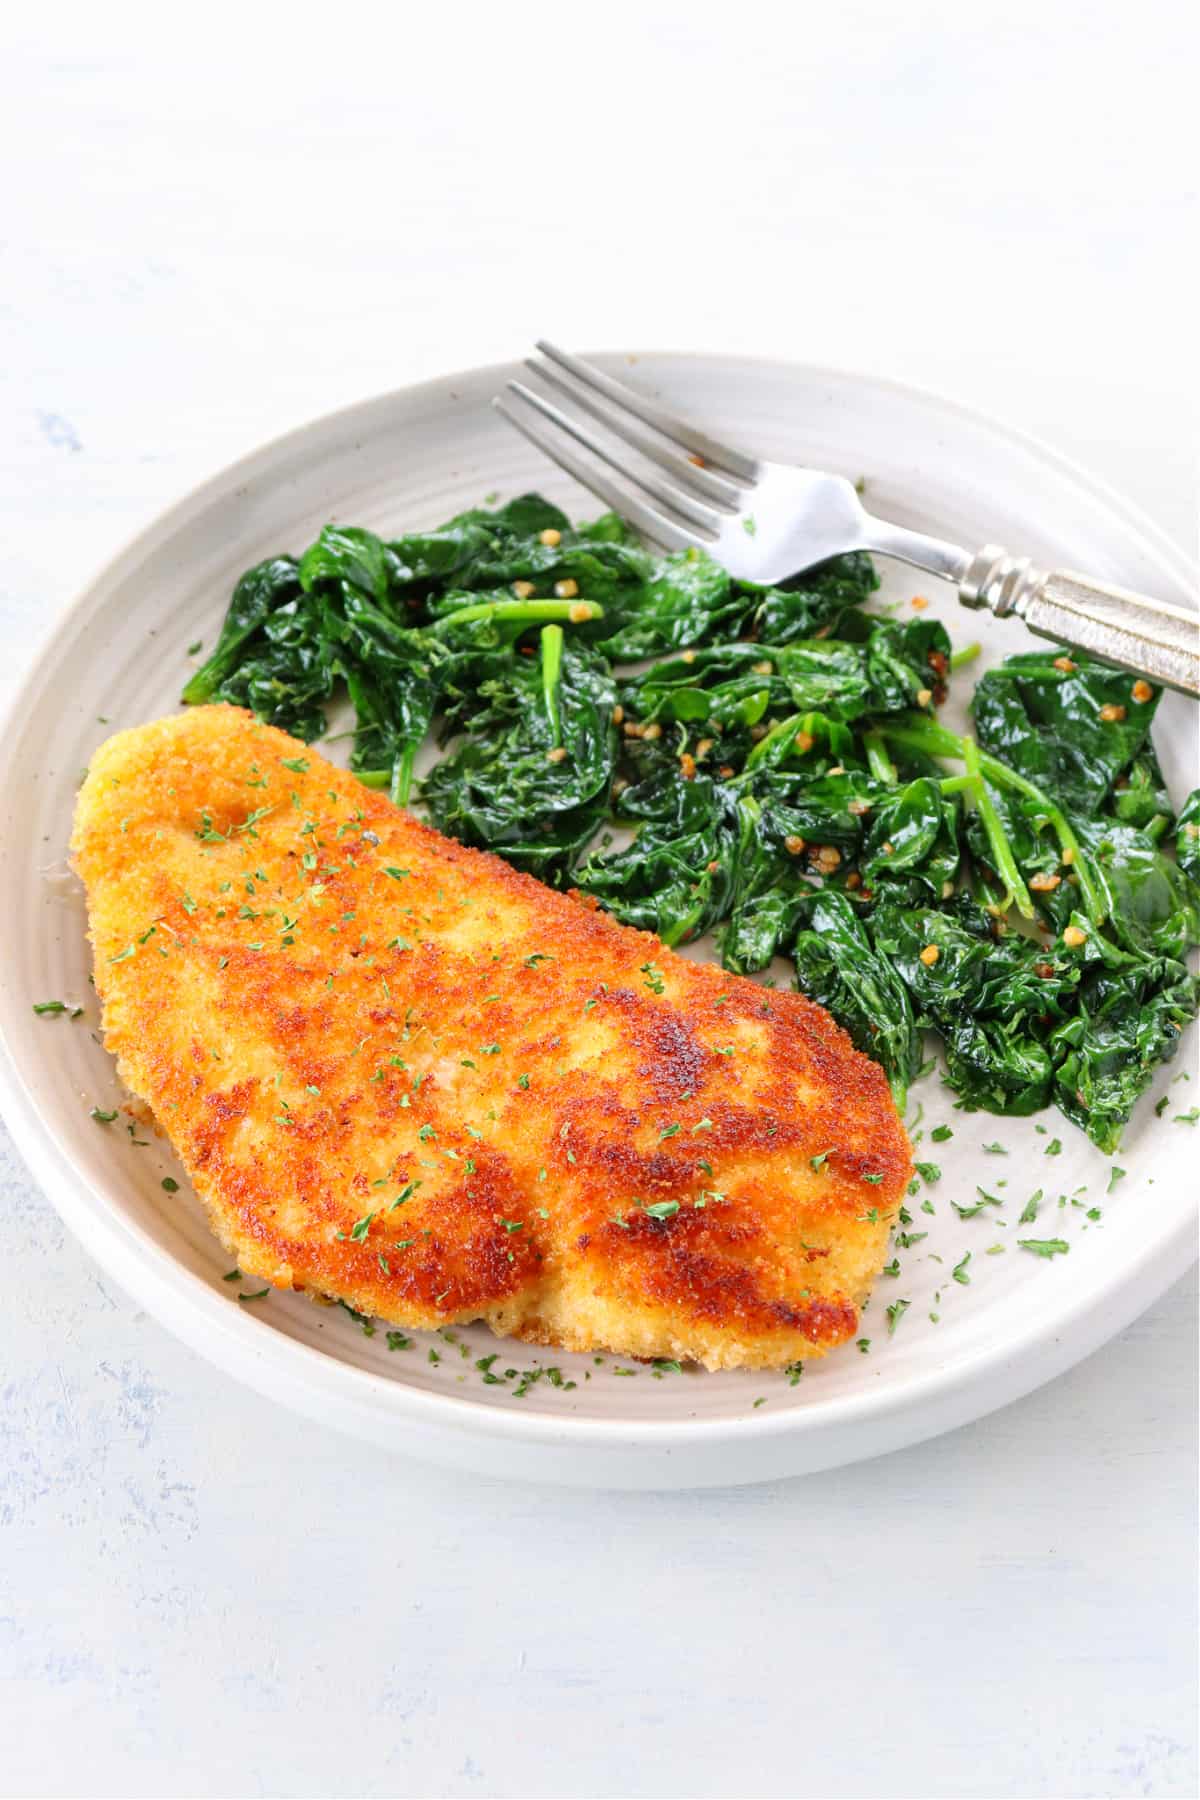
top-left (494, 340), bottom-right (760, 552)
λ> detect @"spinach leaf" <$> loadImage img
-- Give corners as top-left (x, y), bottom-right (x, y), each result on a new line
top-left (941, 1017), bottom-right (1054, 1116)
top-left (741, 551), bottom-right (879, 644)
top-left (577, 776), bottom-right (738, 945)
top-left (1175, 789), bottom-right (1200, 881)
top-left (621, 643), bottom-right (784, 732)
top-left (183, 556), bottom-right (302, 703)
top-left (860, 778), bottom-right (961, 900)
top-left (299, 524), bottom-right (391, 606)
top-left (863, 617), bottom-right (953, 714)
top-left (721, 793), bottom-right (824, 973)
top-left (1051, 928), bottom-right (1199, 1151)
top-left (1109, 743), bottom-right (1173, 833)
top-left (972, 651), bottom-right (1160, 814)
top-left (421, 635), bottom-right (616, 881)
top-left (1074, 816), bottom-right (1200, 961)
top-left (791, 890), bottom-right (920, 1108)
top-left (596, 548), bottom-right (741, 661)
top-left (207, 592), bottom-right (336, 739)
top-left (336, 599), bottom-right (450, 805)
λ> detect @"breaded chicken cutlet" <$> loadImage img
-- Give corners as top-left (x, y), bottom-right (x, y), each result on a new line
top-left (72, 706), bottom-right (911, 1370)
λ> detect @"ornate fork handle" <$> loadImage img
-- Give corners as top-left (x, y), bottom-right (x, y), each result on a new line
top-left (958, 547), bottom-right (1199, 697)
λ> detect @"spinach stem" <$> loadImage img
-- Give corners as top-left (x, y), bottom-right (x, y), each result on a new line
top-left (743, 711), bottom-right (804, 769)
top-left (949, 643), bottom-right (982, 671)
top-left (864, 729), bottom-right (898, 786)
top-left (879, 714), bottom-right (1106, 923)
top-left (392, 743), bottom-right (417, 808)
top-left (540, 624), bottom-right (564, 748)
top-left (964, 737), bottom-right (1035, 919)
top-left (431, 598), bottom-right (603, 633)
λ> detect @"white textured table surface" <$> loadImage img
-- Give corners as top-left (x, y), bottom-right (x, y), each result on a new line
top-left (1, 9), bottom-right (1195, 1798)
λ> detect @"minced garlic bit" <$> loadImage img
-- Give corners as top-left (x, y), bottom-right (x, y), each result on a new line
top-left (749, 724), bottom-right (768, 741)
top-left (681, 649), bottom-right (696, 664)
top-left (706, 859), bottom-right (721, 874)
top-left (623, 721), bottom-right (643, 739)
top-left (611, 704), bottom-right (624, 725)
top-left (919, 944), bottom-right (940, 966)
top-left (512, 579), bottom-right (536, 599)
top-left (1053, 655), bottom-right (1076, 672)
top-left (794, 731), bottom-right (814, 753)
top-left (848, 799), bottom-right (871, 817)
top-left (554, 578), bottom-right (579, 599)
top-left (1062, 924), bottom-right (1088, 947)
top-left (915, 687), bottom-right (933, 707)
top-left (784, 834), bottom-right (806, 856)
top-left (568, 602), bottom-right (591, 623)
top-left (1098, 703), bottom-right (1126, 723)
top-left (539, 527), bottom-right (562, 547)
top-left (1061, 846), bottom-right (1075, 865)
top-left (695, 738), bottom-right (714, 760)
top-left (811, 845), bottom-right (841, 874)
top-left (1029, 872), bottom-right (1062, 891)
top-left (545, 746), bottom-right (568, 764)
top-left (641, 722), bottom-right (662, 741)
top-left (751, 660), bottom-right (774, 676)
top-left (679, 753), bottom-right (697, 780)
top-left (718, 764), bottom-right (735, 779)
top-left (910, 595), bottom-right (929, 611)
top-left (827, 765), bottom-right (845, 777)
top-left (845, 871), bottom-right (861, 890)
top-left (1131, 679), bottom-right (1153, 703)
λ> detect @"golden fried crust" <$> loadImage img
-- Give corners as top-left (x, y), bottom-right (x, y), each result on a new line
top-left (71, 706), bottom-right (912, 1369)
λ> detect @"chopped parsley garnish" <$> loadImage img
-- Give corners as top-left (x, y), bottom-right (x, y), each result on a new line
top-left (885, 1298), bottom-right (910, 1334)
top-left (1018, 1237), bottom-right (1070, 1258)
top-left (953, 1188), bottom-right (1002, 1219)
top-left (639, 961), bottom-right (665, 995)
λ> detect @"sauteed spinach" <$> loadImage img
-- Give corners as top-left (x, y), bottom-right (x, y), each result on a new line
top-left (186, 495), bottom-right (1198, 1151)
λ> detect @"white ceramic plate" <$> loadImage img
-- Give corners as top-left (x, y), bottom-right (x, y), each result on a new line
top-left (1, 353), bottom-right (1196, 1489)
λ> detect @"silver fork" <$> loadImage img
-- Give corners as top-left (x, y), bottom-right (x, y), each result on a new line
top-left (495, 341), bottom-right (1199, 697)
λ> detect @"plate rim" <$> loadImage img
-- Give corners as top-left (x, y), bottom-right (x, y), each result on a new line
top-left (1, 349), bottom-right (1196, 1469)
